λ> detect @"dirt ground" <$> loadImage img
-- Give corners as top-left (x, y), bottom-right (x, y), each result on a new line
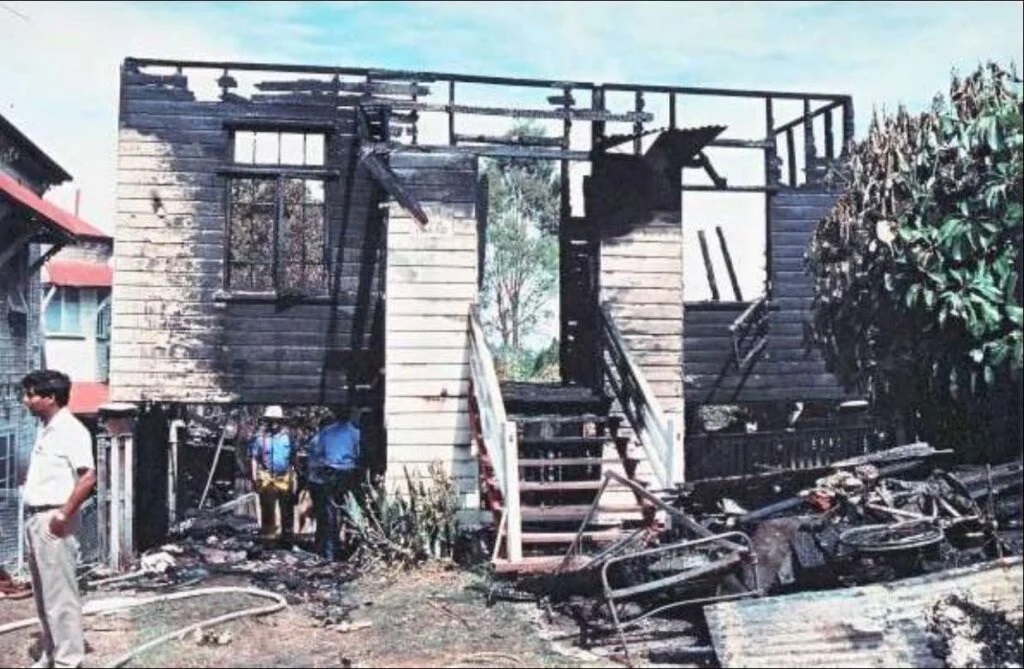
top-left (0, 563), bottom-right (632, 668)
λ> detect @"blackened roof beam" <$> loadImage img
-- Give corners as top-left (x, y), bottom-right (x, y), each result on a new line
top-left (358, 145), bottom-right (428, 226)
top-left (255, 78), bottom-right (431, 97)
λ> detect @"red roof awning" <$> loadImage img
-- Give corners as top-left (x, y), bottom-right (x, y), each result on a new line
top-left (68, 382), bottom-right (110, 416)
top-left (43, 259), bottom-right (113, 288)
top-left (0, 172), bottom-right (109, 240)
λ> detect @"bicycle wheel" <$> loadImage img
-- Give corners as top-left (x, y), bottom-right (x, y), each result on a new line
top-left (839, 521), bottom-right (944, 554)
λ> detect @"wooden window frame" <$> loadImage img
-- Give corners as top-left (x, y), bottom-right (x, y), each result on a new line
top-left (45, 286), bottom-right (86, 337)
top-left (221, 126), bottom-right (337, 299)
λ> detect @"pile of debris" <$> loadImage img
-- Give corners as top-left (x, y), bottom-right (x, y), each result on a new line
top-left (928, 593), bottom-right (1024, 669)
top-left (501, 444), bottom-right (1023, 666)
top-left (86, 495), bottom-right (364, 628)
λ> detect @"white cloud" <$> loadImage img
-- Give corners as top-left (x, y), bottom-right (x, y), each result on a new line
top-left (2, 0), bottom-right (1020, 249)
top-left (0, 1), bottom-right (256, 232)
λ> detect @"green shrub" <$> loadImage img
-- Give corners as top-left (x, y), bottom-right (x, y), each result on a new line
top-left (344, 461), bottom-right (461, 567)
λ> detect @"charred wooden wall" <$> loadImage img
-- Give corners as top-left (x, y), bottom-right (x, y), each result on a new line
top-left (683, 188), bottom-right (856, 404)
top-left (383, 153), bottom-right (480, 504)
top-left (111, 69), bottom-right (382, 405)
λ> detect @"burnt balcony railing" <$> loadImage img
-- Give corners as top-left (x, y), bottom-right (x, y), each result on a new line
top-left (729, 294), bottom-right (770, 372)
top-left (685, 425), bottom-right (891, 481)
top-left (599, 304), bottom-right (683, 487)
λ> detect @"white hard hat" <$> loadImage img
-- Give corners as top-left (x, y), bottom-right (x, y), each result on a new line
top-left (262, 405), bottom-right (284, 420)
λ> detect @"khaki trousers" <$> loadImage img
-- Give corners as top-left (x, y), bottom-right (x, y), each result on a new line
top-left (25, 511), bottom-right (84, 668)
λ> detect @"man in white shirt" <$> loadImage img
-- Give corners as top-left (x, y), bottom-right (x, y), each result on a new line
top-left (21, 370), bottom-right (96, 669)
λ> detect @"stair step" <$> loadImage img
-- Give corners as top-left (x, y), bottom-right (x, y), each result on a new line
top-left (512, 413), bottom-right (610, 424)
top-left (518, 457), bottom-right (618, 467)
top-left (520, 504), bottom-right (647, 521)
top-left (491, 555), bottom-right (593, 574)
top-left (501, 382), bottom-right (610, 415)
top-left (521, 529), bottom-right (623, 544)
top-left (519, 436), bottom-right (612, 447)
top-left (519, 479), bottom-right (649, 492)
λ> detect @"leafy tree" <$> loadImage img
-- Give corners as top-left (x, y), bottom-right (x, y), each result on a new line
top-left (807, 63), bottom-right (1022, 458)
top-left (480, 122), bottom-right (559, 374)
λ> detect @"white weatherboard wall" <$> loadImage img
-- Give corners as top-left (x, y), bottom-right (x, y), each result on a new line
top-left (600, 215), bottom-right (685, 417)
top-left (384, 153), bottom-right (480, 511)
top-left (600, 214), bottom-right (685, 484)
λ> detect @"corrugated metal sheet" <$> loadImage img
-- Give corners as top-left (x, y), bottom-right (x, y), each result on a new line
top-left (705, 557), bottom-right (1023, 668)
top-left (0, 172), bottom-right (107, 239)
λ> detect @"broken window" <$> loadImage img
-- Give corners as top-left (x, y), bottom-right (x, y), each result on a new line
top-left (45, 286), bottom-right (82, 334)
top-left (225, 130), bottom-right (329, 295)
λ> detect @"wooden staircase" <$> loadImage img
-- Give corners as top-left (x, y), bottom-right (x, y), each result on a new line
top-left (485, 382), bottom-right (656, 573)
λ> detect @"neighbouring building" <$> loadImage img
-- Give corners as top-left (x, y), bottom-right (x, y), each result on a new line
top-left (41, 231), bottom-right (114, 428)
top-left (0, 112), bottom-right (105, 566)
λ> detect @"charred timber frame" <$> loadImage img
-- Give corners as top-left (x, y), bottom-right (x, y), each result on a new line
top-left (125, 58), bottom-right (851, 173)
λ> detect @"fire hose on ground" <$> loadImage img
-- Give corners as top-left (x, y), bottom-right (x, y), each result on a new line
top-left (0, 585), bottom-right (287, 668)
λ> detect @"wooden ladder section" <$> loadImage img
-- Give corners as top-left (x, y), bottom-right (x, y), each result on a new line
top-left (477, 382), bottom-right (657, 574)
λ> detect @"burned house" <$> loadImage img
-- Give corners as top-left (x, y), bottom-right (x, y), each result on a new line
top-left (1, 112), bottom-right (107, 567)
top-left (111, 58), bottom-right (871, 569)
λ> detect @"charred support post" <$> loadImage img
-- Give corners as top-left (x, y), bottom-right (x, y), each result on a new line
top-left (824, 109), bottom-right (834, 161)
top-left (447, 81), bottom-right (455, 146)
top-left (633, 91), bottom-right (644, 155)
top-left (697, 229), bottom-right (720, 301)
top-left (803, 98), bottom-right (816, 183)
top-left (786, 128), bottom-right (797, 187)
top-left (842, 98), bottom-right (855, 156)
top-left (716, 226), bottom-right (743, 301)
top-left (764, 97), bottom-right (776, 295)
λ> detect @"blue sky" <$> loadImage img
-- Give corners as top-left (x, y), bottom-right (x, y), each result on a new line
top-left (0, 0), bottom-right (1021, 232)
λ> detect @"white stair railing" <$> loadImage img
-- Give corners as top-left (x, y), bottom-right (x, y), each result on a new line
top-left (467, 306), bottom-right (522, 562)
top-left (599, 304), bottom-right (684, 488)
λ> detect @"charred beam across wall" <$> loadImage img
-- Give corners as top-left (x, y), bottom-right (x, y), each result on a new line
top-left (381, 100), bottom-right (651, 123)
top-left (452, 133), bottom-right (566, 148)
top-left (124, 57), bottom-right (600, 90)
top-left (253, 78), bottom-right (432, 97)
top-left (358, 146), bottom-right (428, 225)
top-left (127, 56), bottom-right (849, 99)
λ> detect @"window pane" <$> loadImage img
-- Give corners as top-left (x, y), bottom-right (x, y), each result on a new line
top-left (280, 133), bottom-right (305, 165)
top-left (228, 178), bottom-right (277, 290)
top-left (64, 288), bottom-right (81, 333)
top-left (45, 295), bottom-right (62, 332)
top-left (304, 133), bottom-right (325, 166)
top-left (233, 131), bottom-right (256, 164)
top-left (280, 178), bottom-right (328, 294)
top-left (304, 179), bottom-right (325, 204)
top-left (254, 132), bottom-right (280, 165)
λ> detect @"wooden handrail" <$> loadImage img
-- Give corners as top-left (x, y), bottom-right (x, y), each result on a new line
top-left (467, 306), bottom-right (521, 562)
top-left (599, 305), bottom-right (678, 487)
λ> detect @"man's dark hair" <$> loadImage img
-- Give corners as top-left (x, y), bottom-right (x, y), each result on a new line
top-left (330, 405), bottom-right (352, 423)
top-left (21, 369), bottom-right (72, 407)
